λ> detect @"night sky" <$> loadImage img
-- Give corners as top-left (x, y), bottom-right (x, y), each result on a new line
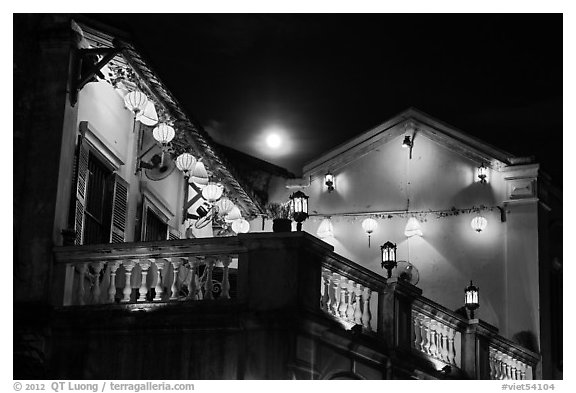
top-left (90, 14), bottom-right (563, 185)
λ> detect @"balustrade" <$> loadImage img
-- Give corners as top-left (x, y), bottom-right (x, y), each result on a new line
top-left (489, 346), bottom-right (531, 380)
top-left (412, 309), bottom-right (461, 368)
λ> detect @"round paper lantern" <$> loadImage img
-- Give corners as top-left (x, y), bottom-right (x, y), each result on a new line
top-left (202, 182), bottom-right (223, 202)
top-left (224, 206), bottom-right (242, 223)
top-left (135, 100), bottom-right (159, 126)
top-left (124, 91), bottom-right (148, 115)
top-left (316, 218), bottom-right (334, 239)
top-left (175, 153), bottom-right (196, 176)
top-left (471, 216), bottom-right (488, 232)
top-left (404, 217), bottom-right (423, 237)
top-left (231, 218), bottom-right (250, 234)
top-left (152, 123), bottom-right (175, 145)
top-left (361, 218), bottom-right (378, 234)
top-left (215, 197), bottom-right (235, 215)
top-left (191, 161), bottom-right (208, 188)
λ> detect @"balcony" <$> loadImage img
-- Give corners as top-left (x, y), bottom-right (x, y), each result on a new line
top-left (51, 232), bottom-right (539, 380)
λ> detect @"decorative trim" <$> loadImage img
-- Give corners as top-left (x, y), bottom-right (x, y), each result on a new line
top-left (140, 182), bottom-right (175, 222)
top-left (79, 121), bottom-right (124, 170)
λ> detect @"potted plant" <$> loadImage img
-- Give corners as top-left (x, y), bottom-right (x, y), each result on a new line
top-left (265, 202), bottom-right (292, 232)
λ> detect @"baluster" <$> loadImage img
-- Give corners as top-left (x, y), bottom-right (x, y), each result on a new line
top-left (220, 255), bottom-right (231, 299)
top-left (204, 257), bottom-right (215, 300)
top-left (440, 324), bottom-right (449, 363)
top-left (361, 287), bottom-right (372, 331)
top-left (121, 260), bottom-right (136, 303)
top-left (346, 280), bottom-right (356, 321)
top-left (331, 274), bottom-right (341, 316)
top-left (413, 312), bottom-right (423, 350)
top-left (321, 269), bottom-right (331, 311)
top-left (137, 259), bottom-right (151, 302)
top-left (429, 320), bottom-right (438, 358)
top-left (89, 262), bottom-right (104, 304)
top-left (447, 327), bottom-right (457, 366)
top-left (153, 258), bottom-right (167, 301)
top-left (338, 277), bottom-right (348, 318)
top-left (489, 351), bottom-right (496, 379)
top-left (519, 362), bottom-right (526, 380)
top-left (187, 257), bottom-right (200, 300)
top-left (107, 261), bottom-right (121, 303)
top-left (75, 263), bottom-right (88, 305)
top-left (169, 259), bottom-right (183, 300)
top-left (496, 352), bottom-right (504, 380)
top-left (505, 355), bottom-right (513, 380)
top-left (354, 283), bottom-right (363, 324)
top-left (422, 317), bottom-right (431, 355)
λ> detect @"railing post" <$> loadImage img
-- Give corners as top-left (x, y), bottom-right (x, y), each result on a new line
top-left (461, 319), bottom-right (499, 379)
top-left (381, 278), bottom-right (422, 351)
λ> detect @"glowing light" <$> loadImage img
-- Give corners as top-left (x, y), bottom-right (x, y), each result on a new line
top-left (471, 216), bottom-right (488, 233)
top-left (266, 133), bottom-right (282, 149)
top-left (404, 217), bottom-right (423, 237)
top-left (316, 218), bottom-right (334, 239)
top-left (231, 218), bottom-right (250, 234)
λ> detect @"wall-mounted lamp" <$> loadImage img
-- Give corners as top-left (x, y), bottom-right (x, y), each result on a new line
top-left (325, 172), bottom-right (335, 193)
top-left (290, 191), bottom-right (309, 232)
top-left (381, 241), bottom-right (397, 278)
top-left (464, 280), bottom-right (479, 319)
top-left (404, 217), bottom-right (423, 237)
top-left (361, 218), bottom-right (378, 247)
top-left (471, 215), bottom-right (488, 233)
top-left (477, 163), bottom-right (488, 184)
top-left (402, 135), bottom-right (413, 148)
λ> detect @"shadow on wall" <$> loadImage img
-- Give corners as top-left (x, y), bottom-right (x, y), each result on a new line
top-left (513, 331), bottom-right (539, 353)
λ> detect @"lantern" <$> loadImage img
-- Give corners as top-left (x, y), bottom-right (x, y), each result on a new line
top-left (381, 241), bottom-right (397, 278)
top-left (290, 191), bottom-right (309, 231)
top-left (202, 182), bottom-right (223, 203)
top-left (224, 206), bottom-right (242, 223)
top-left (124, 91), bottom-right (148, 115)
top-left (404, 217), bottom-right (423, 238)
top-left (135, 100), bottom-right (159, 126)
top-left (190, 161), bottom-right (209, 188)
top-left (361, 218), bottom-right (378, 247)
top-left (175, 153), bottom-right (196, 178)
top-left (316, 218), bottom-right (334, 239)
top-left (324, 172), bottom-right (334, 192)
top-left (152, 123), bottom-right (175, 146)
top-left (402, 135), bottom-right (412, 148)
top-left (464, 280), bottom-right (480, 319)
top-left (477, 163), bottom-right (488, 184)
top-left (231, 218), bottom-right (250, 234)
top-left (471, 215), bottom-right (488, 233)
top-left (215, 197), bottom-right (235, 216)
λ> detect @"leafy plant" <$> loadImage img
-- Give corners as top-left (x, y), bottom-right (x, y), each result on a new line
top-left (265, 202), bottom-right (292, 220)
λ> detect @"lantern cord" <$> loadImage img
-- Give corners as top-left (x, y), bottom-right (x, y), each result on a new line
top-left (368, 234), bottom-right (371, 248)
top-left (308, 204), bottom-right (500, 219)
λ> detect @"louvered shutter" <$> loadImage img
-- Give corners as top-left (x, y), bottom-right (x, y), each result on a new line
top-left (168, 227), bottom-right (181, 240)
top-left (74, 141), bottom-right (90, 245)
top-left (109, 174), bottom-right (129, 243)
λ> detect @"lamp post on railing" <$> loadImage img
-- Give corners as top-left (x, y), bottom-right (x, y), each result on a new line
top-left (381, 241), bottom-right (397, 278)
top-left (465, 280), bottom-right (479, 319)
top-left (290, 191), bottom-right (309, 232)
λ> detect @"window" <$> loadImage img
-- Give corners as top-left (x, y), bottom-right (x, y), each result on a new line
top-left (143, 207), bottom-right (168, 242)
top-left (83, 152), bottom-right (113, 244)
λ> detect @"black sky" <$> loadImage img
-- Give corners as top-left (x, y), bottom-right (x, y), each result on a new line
top-left (90, 14), bottom-right (563, 185)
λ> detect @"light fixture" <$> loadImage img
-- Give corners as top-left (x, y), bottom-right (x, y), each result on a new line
top-left (190, 161), bottom-right (209, 188)
top-left (290, 191), bottom-right (309, 232)
top-left (404, 217), bottom-right (423, 237)
top-left (471, 215), bottom-right (488, 233)
top-left (361, 218), bottom-right (378, 247)
top-left (477, 163), bottom-right (488, 184)
top-left (124, 91), bottom-right (148, 116)
top-left (175, 153), bottom-right (196, 179)
top-left (232, 218), bottom-right (250, 234)
top-left (464, 280), bottom-right (479, 319)
top-left (152, 123), bottom-right (175, 146)
top-left (215, 197), bottom-right (235, 216)
top-left (224, 206), bottom-right (242, 223)
top-left (202, 182), bottom-right (223, 203)
top-left (316, 218), bottom-right (334, 239)
top-left (136, 100), bottom-right (159, 126)
top-left (381, 241), bottom-right (397, 278)
top-left (402, 135), bottom-right (412, 148)
top-left (325, 172), bottom-right (335, 193)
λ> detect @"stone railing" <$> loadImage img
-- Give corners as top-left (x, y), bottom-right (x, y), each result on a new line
top-left (52, 237), bottom-right (243, 307)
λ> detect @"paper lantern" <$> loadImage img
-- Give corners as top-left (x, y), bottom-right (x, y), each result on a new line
top-left (135, 100), bottom-right (158, 126)
top-left (202, 182), bottom-right (223, 203)
top-left (152, 123), bottom-right (175, 145)
top-left (224, 206), bottom-right (242, 223)
top-left (175, 153), bottom-right (196, 177)
top-left (124, 91), bottom-right (148, 115)
top-left (215, 197), bottom-right (235, 215)
top-left (471, 216), bottom-right (488, 233)
top-left (190, 161), bottom-right (209, 188)
top-left (361, 218), bottom-right (378, 247)
top-left (231, 218), bottom-right (250, 234)
top-left (404, 217), bottom-right (423, 237)
top-left (316, 218), bottom-right (334, 239)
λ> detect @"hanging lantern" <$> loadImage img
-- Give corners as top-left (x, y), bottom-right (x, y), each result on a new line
top-left (361, 218), bottom-right (378, 247)
top-left (190, 161), bottom-right (209, 188)
top-left (316, 218), bottom-right (334, 239)
top-left (464, 280), bottom-right (480, 319)
top-left (381, 241), bottom-right (397, 279)
top-left (135, 100), bottom-right (159, 126)
top-left (404, 217), bottom-right (423, 237)
top-left (152, 123), bottom-right (175, 146)
top-left (402, 135), bottom-right (412, 148)
top-left (471, 215), bottom-right (488, 233)
top-left (231, 218), bottom-right (250, 234)
top-left (324, 172), bottom-right (335, 193)
top-left (215, 197), bottom-right (235, 216)
top-left (202, 182), bottom-right (223, 203)
top-left (175, 153), bottom-right (196, 178)
top-left (290, 191), bottom-right (309, 232)
top-left (124, 91), bottom-right (148, 115)
top-left (477, 163), bottom-right (488, 184)
top-left (224, 206), bottom-right (242, 223)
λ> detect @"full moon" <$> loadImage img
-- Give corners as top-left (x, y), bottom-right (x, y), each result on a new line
top-left (265, 133), bottom-right (282, 149)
